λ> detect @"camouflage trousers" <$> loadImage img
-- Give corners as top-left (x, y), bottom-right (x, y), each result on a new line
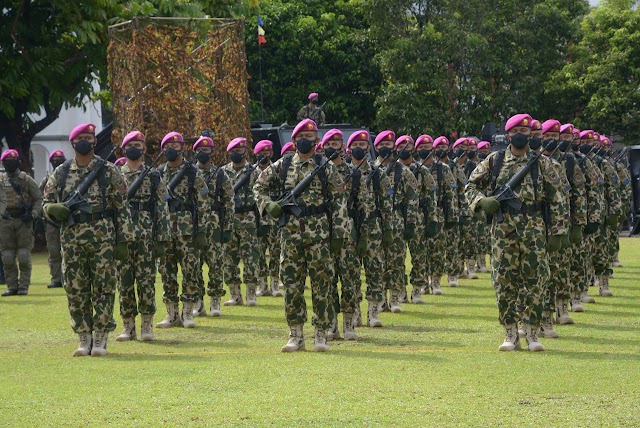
top-left (331, 221), bottom-right (360, 315)
top-left (383, 214), bottom-right (407, 293)
top-left (198, 228), bottom-right (226, 298)
top-left (461, 221), bottom-right (478, 259)
top-left (223, 223), bottom-right (261, 289)
top-left (0, 219), bottom-right (34, 291)
top-left (61, 223), bottom-right (118, 334)
top-left (45, 223), bottom-right (62, 285)
top-left (491, 216), bottom-right (548, 327)
top-left (425, 226), bottom-right (447, 277)
top-left (478, 220), bottom-right (491, 255)
top-left (281, 235), bottom-right (334, 329)
top-left (605, 224), bottom-right (618, 263)
top-left (590, 225), bottom-right (612, 277)
top-left (543, 251), bottom-right (568, 312)
top-left (118, 237), bottom-right (157, 318)
top-left (569, 234), bottom-right (590, 295)
top-left (407, 221), bottom-right (428, 290)
top-left (258, 224), bottom-right (281, 283)
top-left (361, 217), bottom-right (385, 303)
top-left (158, 234), bottom-right (200, 303)
top-left (445, 225), bottom-right (462, 276)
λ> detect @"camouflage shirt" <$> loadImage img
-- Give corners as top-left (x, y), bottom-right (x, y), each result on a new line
top-left (160, 161), bottom-right (209, 237)
top-left (0, 183), bottom-right (5, 215)
top-left (253, 152), bottom-right (348, 242)
top-left (42, 156), bottom-right (134, 241)
top-left (0, 170), bottom-right (42, 218)
top-left (374, 158), bottom-right (419, 232)
top-left (574, 153), bottom-right (606, 224)
top-left (222, 161), bottom-right (261, 232)
top-left (596, 157), bottom-right (624, 219)
top-left (450, 160), bottom-right (469, 219)
top-left (615, 161), bottom-right (632, 213)
top-left (408, 160), bottom-right (437, 226)
top-left (359, 161), bottom-right (393, 227)
top-left (465, 147), bottom-right (568, 236)
top-left (120, 163), bottom-right (170, 241)
top-left (429, 160), bottom-right (459, 224)
top-left (336, 160), bottom-right (376, 239)
top-left (296, 105), bottom-right (326, 126)
top-left (550, 152), bottom-right (588, 227)
top-left (197, 163), bottom-right (235, 231)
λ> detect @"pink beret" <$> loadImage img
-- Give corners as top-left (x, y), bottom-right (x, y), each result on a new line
top-left (253, 139), bottom-right (273, 154)
top-left (193, 136), bottom-right (214, 151)
top-left (559, 124), bottom-right (574, 134)
top-left (505, 114), bottom-right (533, 132)
top-left (541, 119), bottom-right (561, 134)
top-left (433, 136), bottom-right (449, 148)
top-left (1, 149), bottom-right (19, 161)
top-left (395, 135), bottom-right (414, 147)
top-left (321, 129), bottom-right (344, 146)
top-left (347, 130), bottom-right (370, 149)
top-left (452, 138), bottom-right (468, 149)
top-left (227, 137), bottom-right (247, 152)
top-left (308, 92), bottom-right (318, 100)
top-left (48, 150), bottom-right (66, 161)
top-left (374, 130), bottom-right (395, 147)
top-left (69, 123), bottom-right (96, 142)
top-left (579, 130), bottom-right (594, 140)
top-left (593, 132), bottom-right (600, 141)
top-left (530, 119), bottom-right (542, 131)
top-left (292, 119), bottom-right (318, 139)
top-left (281, 142), bottom-right (295, 155)
top-left (600, 136), bottom-right (612, 146)
top-left (572, 128), bottom-right (581, 137)
top-left (114, 157), bottom-right (127, 167)
top-left (121, 130), bottom-right (145, 149)
top-left (415, 135), bottom-right (433, 148)
top-left (477, 141), bottom-right (491, 150)
top-left (161, 132), bottom-right (184, 149)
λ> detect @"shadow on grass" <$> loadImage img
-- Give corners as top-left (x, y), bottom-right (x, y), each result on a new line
top-left (549, 349), bottom-right (639, 361)
top-left (575, 322), bottom-right (640, 333)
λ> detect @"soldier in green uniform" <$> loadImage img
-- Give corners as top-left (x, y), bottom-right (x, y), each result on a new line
top-left (296, 92), bottom-right (326, 126)
top-left (451, 138), bottom-right (475, 282)
top-left (39, 150), bottom-right (66, 289)
top-left (462, 139), bottom-right (480, 279)
top-left (253, 118), bottom-right (347, 352)
top-left (43, 123), bottom-right (135, 356)
top-left (115, 131), bottom-right (171, 342)
top-left (192, 134), bottom-right (235, 317)
top-left (474, 141), bottom-right (492, 273)
top-left (611, 142), bottom-right (631, 267)
top-left (0, 150), bottom-right (42, 296)
top-left (222, 137), bottom-right (263, 307)
top-left (156, 131), bottom-right (209, 329)
top-left (465, 114), bottom-right (568, 352)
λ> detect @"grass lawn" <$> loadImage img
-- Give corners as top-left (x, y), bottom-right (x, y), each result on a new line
top-left (0, 238), bottom-right (638, 427)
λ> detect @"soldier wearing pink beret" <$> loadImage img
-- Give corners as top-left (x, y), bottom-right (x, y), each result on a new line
top-left (296, 92), bottom-right (325, 125)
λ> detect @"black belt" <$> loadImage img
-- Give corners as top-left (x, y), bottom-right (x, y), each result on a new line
top-left (235, 204), bottom-right (257, 214)
top-left (129, 201), bottom-right (154, 212)
top-left (503, 203), bottom-right (543, 215)
top-left (168, 203), bottom-right (193, 213)
top-left (5, 207), bottom-right (27, 217)
top-left (71, 209), bottom-right (115, 224)
top-left (299, 204), bottom-right (329, 217)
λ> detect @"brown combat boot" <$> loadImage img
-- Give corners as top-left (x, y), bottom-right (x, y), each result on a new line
top-left (367, 301), bottom-right (382, 328)
top-left (140, 314), bottom-right (154, 341)
top-left (73, 332), bottom-right (93, 357)
top-left (224, 285), bottom-right (243, 306)
top-left (539, 311), bottom-right (559, 338)
top-left (156, 302), bottom-right (183, 328)
top-left (524, 324), bottom-right (545, 352)
top-left (498, 324), bottom-right (521, 351)
top-left (116, 317), bottom-right (136, 342)
top-left (314, 328), bottom-right (329, 352)
top-left (281, 324), bottom-right (305, 352)
top-left (556, 299), bottom-right (574, 325)
top-left (91, 331), bottom-right (109, 357)
top-left (182, 302), bottom-right (197, 328)
top-left (598, 276), bottom-right (613, 297)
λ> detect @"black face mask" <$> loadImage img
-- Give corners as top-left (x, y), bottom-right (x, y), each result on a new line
top-left (296, 138), bottom-right (315, 154)
top-left (310, 99), bottom-right (318, 105)
top-left (125, 147), bottom-right (143, 161)
top-left (324, 147), bottom-right (337, 159)
top-left (417, 149), bottom-right (431, 160)
top-left (455, 148), bottom-right (466, 159)
top-left (2, 159), bottom-right (20, 174)
top-left (529, 136), bottom-right (542, 150)
top-left (230, 152), bottom-right (245, 164)
top-left (345, 157), bottom-right (352, 164)
top-left (509, 133), bottom-right (529, 150)
top-left (542, 139), bottom-right (558, 152)
top-left (196, 151), bottom-right (212, 164)
top-left (478, 153), bottom-right (489, 160)
top-left (74, 140), bottom-right (94, 156)
top-left (558, 140), bottom-right (570, 152)
top-left (397, 149), bottom-right (412, 160)
top-left (351, 147), bottom-right (366, 161)
top-left (467, 150), bottom-right (477, 160)
top-left (377, 146), bottom-right (393, 159)
top-left (165, 148), bottom-right (180, 162)
top-left (579, 145), bottom-right (592, 155)
top-left (258, 155), bottom-right (270, 165)
top-left (51, 159), bottom-right (65, 169)
top-left (435, 149), bottom-right (448, 159)
top-left (571, 143), bottom-right (581, 152)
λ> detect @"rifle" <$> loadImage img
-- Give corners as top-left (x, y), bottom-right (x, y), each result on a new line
top-left (233, 159), bottom-right (262, 193)
top-left (611, 147), bottom-right (628, 164)
top-left (309, 102), bottom-right (326, 122)
top-left (576, 146), bottom-right (597, 166)
top-left (490, 150), bottom-right (544, 223)
top-left (164, 157), bottom-right (196, 202)
top-left (365, 151), bottom-right (394, 186)
top-left (62, 146), bottom-right (117, 226)
top-left (126, 153), bottom-right (163, 200)
top-left (276, 151), bottom-right (339, 227)
top-left (343, 155), bottom-right (366, 183)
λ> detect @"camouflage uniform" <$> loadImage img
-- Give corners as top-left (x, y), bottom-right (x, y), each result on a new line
top-left (375, 159), bottom-right (419, 309)
top-left (466, 147), bottom-right (567, 333)
top-left (447, 161), bottom-right (466, 280)
top-left (118, 164), bottom-right (171, 320)
top-left (40, 175), bottom-right (63, 287)
top-left (196, 164), bottom-right (234, 304)
top-left (0, 170), bottom-right (42, 293)
top-left (158, 163), bottom-right (209, 305)
top-left (253, 153), bottom-right (347, 330)
top-left (613, 160), bottom-right (631, 261)
top-left (406, 160), bottom-right (437, 300)
top-left (462, 159), bottom-right (481, 268)
top-left (43, 157), bottom-right (134, 334)
top-left (296, 105), bottom-right (326, 126)
top-left (222, 162), bottom-right (262, 304)
top-left (256, 160), bottom-right (282, 295)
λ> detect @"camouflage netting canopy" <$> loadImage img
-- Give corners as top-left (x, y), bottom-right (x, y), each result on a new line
top-left (108, 17), bottom-right (251, 161)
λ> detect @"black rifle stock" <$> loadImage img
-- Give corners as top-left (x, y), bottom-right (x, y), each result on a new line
top-left (126, 153), bottom-right (163, 200)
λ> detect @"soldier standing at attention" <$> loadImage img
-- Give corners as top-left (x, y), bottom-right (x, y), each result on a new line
top-left (253, 119), bottom-right (347, 352)
top-left (115, 131), bottom-right (171, 342)
top-left (222, 137), bottom-right (263, 307)
top-left (156, 131), bottom-right (209, 329)
top-left (296, 92), bottom-right (326, 126)
top-left (39, 150), bottom-right (66, 289)
top-left (192, 135), bottom-right (235, 317)
top-left (0, 150), bottom-right (42, 297)
top-left (43, 123), bottom-right (134, 356)
top-left (465, 114), bottom-right (567, 352)
top-left (474, 141), bottom-right (492, 273)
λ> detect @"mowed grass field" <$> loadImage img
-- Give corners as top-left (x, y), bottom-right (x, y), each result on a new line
top-left (0, 239), bottom-right (639, 427)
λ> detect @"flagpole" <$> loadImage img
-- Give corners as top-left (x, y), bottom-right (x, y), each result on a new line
top-left (259, 43), bottom-right (265, 123)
